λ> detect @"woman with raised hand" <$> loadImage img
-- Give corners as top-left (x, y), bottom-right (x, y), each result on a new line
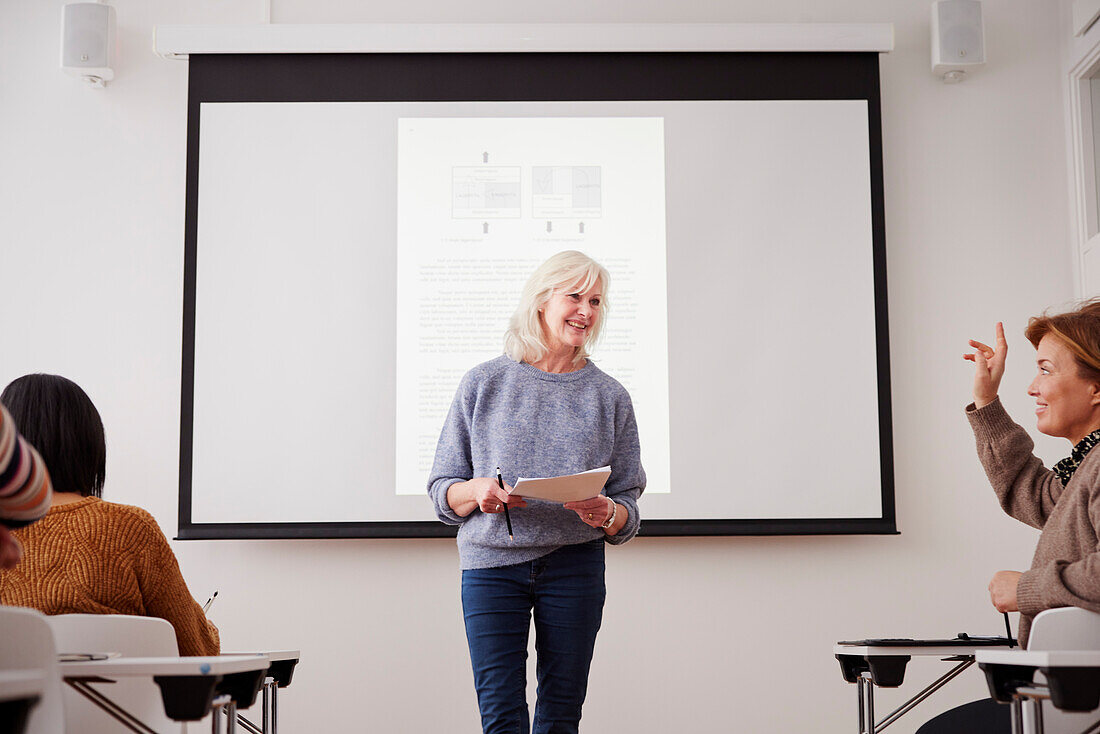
top-left (428, 250), bottom-right (645, 734)
top-left (964, 300), bottom-right (1100, 646)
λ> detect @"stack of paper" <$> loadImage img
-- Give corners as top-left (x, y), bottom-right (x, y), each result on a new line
top-left (509, 466), bottom-right (612, 503)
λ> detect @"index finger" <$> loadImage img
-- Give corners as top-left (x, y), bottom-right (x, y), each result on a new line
top-left (968, 340), bottom-right (994, 358)
top-left (995, 321), bottom-right (1007, 349)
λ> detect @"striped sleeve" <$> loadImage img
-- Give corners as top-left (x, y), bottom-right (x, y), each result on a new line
top-left (0, 403), bottom-right (52, 527)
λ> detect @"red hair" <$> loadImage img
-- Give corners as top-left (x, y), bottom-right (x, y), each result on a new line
top-left (1025, 298), bottom-right (1100, 383)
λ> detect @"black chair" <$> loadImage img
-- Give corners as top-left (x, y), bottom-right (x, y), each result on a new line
top-left (915, 698), bottom-right (1010, 734)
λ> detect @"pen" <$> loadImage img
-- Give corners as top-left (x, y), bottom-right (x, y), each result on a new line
top-left (1003, 611), bottom-right (1014, 648)
top-left (202, 590), bottom-right (218, 614)
top-left (497, 466), bottom-right (513, 541)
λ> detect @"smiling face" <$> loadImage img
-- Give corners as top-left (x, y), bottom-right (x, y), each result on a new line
top-left (539, 279), bottom-right (603, 355)
top-left (1027, 334), bottom-right (1100, 444)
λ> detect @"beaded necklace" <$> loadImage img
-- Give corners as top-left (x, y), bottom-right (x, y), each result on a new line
top-left (1053, 429), bottom-right (1100, 486)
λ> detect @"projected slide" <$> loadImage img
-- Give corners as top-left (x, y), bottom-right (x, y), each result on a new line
top-left (185, 90), bottom-right (887, 534)
top-left (395, 117), bottom-right (671, 495)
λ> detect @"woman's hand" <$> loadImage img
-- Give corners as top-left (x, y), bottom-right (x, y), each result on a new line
top-left (447, 477), bottom-right (527, 518)
top-left (988, 570), bottom-right (1022, 612)
top-left (564, 496), bottom-right (617, 531)
top-left (964, 322), bottom-right (1007, 408)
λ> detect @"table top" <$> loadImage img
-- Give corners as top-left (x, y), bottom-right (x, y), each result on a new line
top-left (836, 643), bottom-right (1014, 657)
top-left (59, 654), bottom-right (269, 678)
top-left (0, 670), bottom-right (45, 702)
top-left (977, 650), bottom-right (1100, 667)
top-left (224, 650), bottom-right (299, 662)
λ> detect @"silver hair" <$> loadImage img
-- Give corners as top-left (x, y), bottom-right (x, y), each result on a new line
top-left (503, 251), bottom-right (610, 366)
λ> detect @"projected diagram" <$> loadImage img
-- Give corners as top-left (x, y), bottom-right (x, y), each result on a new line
top-left (452, 166), bottom-right (521, 219)
top-left (532, 166), bottom-right (602, 219)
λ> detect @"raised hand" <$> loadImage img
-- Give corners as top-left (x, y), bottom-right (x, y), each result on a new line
top-left (964, 322), bottom-right (1007, 408)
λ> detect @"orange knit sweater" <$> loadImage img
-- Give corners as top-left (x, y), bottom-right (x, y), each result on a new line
top-left (0, 497), bottom-right (219, 656)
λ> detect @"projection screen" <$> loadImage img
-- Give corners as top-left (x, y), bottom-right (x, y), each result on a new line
top-left (178, 51), bottom-right (894, 539)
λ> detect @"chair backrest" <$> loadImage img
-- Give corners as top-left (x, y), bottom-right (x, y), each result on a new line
top-left (45, 614), bottom-right (180, 734)
top-left (1027, 607), bottom-right (1100, 651)
top-left (1023, 608), bottom-right (1100, 734)
top-left (46, 614), bottom-right (178, 657)
top-left (0, 606), bottom-right (65, 734)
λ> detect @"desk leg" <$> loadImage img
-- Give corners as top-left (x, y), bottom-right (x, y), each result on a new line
top-left (876, 659), bottom-right (974, 731)
top-left (66, 680), bottom-right (159, 734)
top-left (1080, 718), bottom-right (1100, 734)
top-left (211, 694), bottom-right (231, 734)
top-left (272, 684), bottom-right (278, 734)
top-left (235, 676), bottom-right (273, 734)
top-left (857, 675), bottom-right (866, 733)
top-left (262, 681), bottom-right (270, 734)
top-left (862, 673), bottom-right (877, 734)
top-left (226, 702), bottom-right (237, 734)
top-left (1010, 699), bottom-right (1023, 734)
top-left (1030, 699), bottom-right (1043, 734)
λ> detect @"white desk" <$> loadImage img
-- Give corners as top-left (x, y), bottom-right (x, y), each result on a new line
top-left (976, 649), bottom-right (1100, 734)
top-left (0, 670), bottom-right (45, 734)
top-left (60, 655), bottom-right (268, 677)
top-left (60, 655), bottom-right (269, 734)
top-left (835, 642), bottom-right (1014, 734)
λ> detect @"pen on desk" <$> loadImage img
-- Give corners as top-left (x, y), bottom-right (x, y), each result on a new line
top-left (202, 590), bottom-right (218, 614)
top-left (1004, 611), bottom-right (1014, 648)
top-left (496, 466), bottom-right (513, 541)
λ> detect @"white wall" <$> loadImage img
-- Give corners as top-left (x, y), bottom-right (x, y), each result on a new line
top-left (0, 1), bottom-right (1077, 731)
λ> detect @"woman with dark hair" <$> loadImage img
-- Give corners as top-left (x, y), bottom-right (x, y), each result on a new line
top-left (0, 374), bottom-right (219, 656)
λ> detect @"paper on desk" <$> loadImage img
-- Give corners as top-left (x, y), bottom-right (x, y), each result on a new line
top-left (509, 466), bottom-right (612, 503)
top-left (57, 652), bottom-right (120, 661)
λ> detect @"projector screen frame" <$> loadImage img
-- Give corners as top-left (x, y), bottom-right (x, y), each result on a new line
top-left (178, 51), bottom-right (895, 540)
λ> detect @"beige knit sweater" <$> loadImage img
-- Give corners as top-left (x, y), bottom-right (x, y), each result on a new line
top-left (967, 398), bottom-right (1100, 647)
top-left (0, 497), bottom-right (219, 656)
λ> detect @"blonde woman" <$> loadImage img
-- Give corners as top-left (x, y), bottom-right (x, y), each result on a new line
top-left (428, 251), bottom-right (645, 734)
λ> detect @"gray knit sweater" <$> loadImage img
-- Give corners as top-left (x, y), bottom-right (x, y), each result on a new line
top-left (967, 398), bottom-right (1100, 646)
top-left (428, 355), bottom-right (645, 570)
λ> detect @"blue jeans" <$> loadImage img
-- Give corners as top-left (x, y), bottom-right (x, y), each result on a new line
top-left (461, 540), bottom-right (606, 734)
